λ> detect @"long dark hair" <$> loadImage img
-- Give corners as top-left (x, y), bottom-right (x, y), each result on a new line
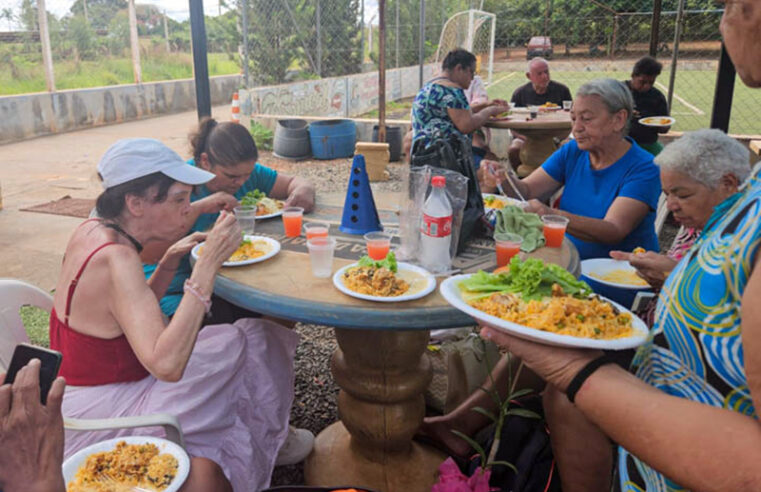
top-left (189, 117), bottom-right (258, 168)
top-left (95, 172), bottom-right (176, 219)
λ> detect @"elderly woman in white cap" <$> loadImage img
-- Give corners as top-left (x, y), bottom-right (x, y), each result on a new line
top-left (49, 139), bottom-right (302, 491)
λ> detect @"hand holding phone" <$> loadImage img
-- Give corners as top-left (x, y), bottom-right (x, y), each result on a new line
top-left (4, 343), bottom-right (62, 404)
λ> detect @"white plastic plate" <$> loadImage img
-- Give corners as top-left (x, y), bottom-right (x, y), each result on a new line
top-left (638, 116), bottom-right (675, 127)
top-left (191, 235), bottom-right (281, 267)
top-left (333, 262), bottom-right (437, 303)
top-left (580, 258), bottom-right (652, 290)
top-left (439, 274), bottom-right (649, 350)
top-left (62, 436), bottom-right (190, 492)
top-left (482, 193), bottom-right (526, 211)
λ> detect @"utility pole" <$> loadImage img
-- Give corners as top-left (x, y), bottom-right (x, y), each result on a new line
top-left (163, 10), bottom-right (170, 52)
top-left (37, 0), bottom-right (55, 92)
top-left (128, 0), bottom-right (142, 84)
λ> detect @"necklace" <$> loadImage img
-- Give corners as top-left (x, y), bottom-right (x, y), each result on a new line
top-left (102, 221), bottom-right (143, 253)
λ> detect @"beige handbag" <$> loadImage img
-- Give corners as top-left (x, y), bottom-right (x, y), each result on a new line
top-left (424, 332), bottom-right (502, 413)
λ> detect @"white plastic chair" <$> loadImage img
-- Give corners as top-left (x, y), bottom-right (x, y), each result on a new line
top-left (0, 278), bottom-right (185, 448)
top-left (655, 192), bottom-right (669, 237)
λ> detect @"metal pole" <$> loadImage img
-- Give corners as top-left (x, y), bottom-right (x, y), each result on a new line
top-left (240, 0), bottom-right (249, 88)
top-left (37, 0), bottom-right (55, 92)
top-left (395, 0), bottom-right (399, 68)
top-left (378, 0), bottom-right (386, 143)
top-left (418, 0), bottom-right (425, 88)
top-left (488, 15), bottom-right (495, 85)
top-left (666, 0), bottom-right (685, 112)
top-left (128, 0), bottom-right (142, 83)
top-left (360, 0), bottom-right (364, 66)
top-left (648, 0), bottom-right (662, 57)
top-left (316, 0), bottom-right (322, 76)
top-left (710, 43), bottom-right (735, 132)
top-left (189, 0), bottom-right (211, 119)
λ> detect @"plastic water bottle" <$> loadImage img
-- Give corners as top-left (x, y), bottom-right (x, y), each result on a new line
top-left (420, 175), bottom-right (453, 273)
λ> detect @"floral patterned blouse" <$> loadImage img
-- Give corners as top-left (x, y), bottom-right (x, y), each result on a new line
top-left (411, 79), bottom-right (470, 150)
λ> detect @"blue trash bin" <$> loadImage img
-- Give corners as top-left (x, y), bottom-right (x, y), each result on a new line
top-left (309, 120), bottom-right (357, 159)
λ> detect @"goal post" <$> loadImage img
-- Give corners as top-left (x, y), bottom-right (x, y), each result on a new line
top-left (435, 10), bottom-right (497, 85)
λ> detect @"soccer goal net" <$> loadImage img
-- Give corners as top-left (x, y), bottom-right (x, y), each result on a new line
top-left (435, 10), bottom-right (497, 85)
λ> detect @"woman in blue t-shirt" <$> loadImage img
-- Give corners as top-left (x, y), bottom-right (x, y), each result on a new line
top-left (142, 118), bottom-right (315, 320)
top-left (492, 78), bottom-right (661, 259)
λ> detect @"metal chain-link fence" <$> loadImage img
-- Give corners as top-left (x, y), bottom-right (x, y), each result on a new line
top-left (1, 0), bottom-right (759, 135)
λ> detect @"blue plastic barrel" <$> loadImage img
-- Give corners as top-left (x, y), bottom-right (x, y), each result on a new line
top-left (309, 119), bottom-right (357, 159)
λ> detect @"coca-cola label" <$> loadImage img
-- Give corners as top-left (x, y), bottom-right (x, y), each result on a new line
top-left (421, 214), bottom-right (452, 237)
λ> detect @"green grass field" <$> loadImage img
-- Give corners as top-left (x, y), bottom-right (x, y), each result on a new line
top-left (0, 52), bottom-right (239, 96)
top-left (487, 69), bottom-right (761, 136)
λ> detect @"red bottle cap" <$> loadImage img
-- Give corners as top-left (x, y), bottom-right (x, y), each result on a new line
top-left (431, 176), bottom-right (446, 187)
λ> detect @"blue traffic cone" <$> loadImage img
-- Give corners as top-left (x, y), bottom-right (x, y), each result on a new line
top-left (339, 154), bottom-right (383, 235)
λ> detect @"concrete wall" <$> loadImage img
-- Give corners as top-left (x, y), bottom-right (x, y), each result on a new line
top-left (0, 75), bottom-right (240, 144)
top-left (239, 64), bottom-right (438, 118)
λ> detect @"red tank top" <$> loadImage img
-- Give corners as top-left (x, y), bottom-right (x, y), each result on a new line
top-left (49, 240), bottom-right (150, 386)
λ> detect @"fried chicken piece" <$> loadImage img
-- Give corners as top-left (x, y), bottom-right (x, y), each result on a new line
top-left (371, 267), bottom-right (395, 296)
top-left (551, 283), bottom-right (565, 297)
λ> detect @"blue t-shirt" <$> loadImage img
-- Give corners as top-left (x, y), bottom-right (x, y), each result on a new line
top-left (142, 159), bottom-right (278, 316)
top-left (542, 138), bottom-right (661, 259)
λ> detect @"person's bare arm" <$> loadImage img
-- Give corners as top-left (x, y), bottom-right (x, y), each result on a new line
top-left (525, 196), bottom-right (651, 245)
top-left (480, 256), bottom-right (761, 491)
top-left (145, 231), bottom-right (208, 299)
top-left (448, 104), bottom-right (508, 135)
top-left (110, 213), bottom-right (240, 382)
top-left (268, 173), bottom-right (316, 212)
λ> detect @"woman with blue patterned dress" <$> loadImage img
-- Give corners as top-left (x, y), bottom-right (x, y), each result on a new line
top-left (410, 49), bottom-right (508, 156)
top-left (478, 3), bottom-right (761, 487)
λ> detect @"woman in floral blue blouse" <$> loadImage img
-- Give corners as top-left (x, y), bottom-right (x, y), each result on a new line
top-left (411, 49), bottom-right (508, 153)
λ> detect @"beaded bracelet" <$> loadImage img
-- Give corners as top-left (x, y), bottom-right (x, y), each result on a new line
top-left (183, 279), bottom-right (212, 315)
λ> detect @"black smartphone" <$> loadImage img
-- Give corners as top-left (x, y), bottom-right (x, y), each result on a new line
top-left (3, 343), bottom-right (63, 405)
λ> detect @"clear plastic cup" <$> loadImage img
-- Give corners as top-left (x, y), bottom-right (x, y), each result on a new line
top-left (282, 207), bottom-right (304, 237)
top-left (304, 221), bottom-right (330, 240)
top-left (563, 100), bottom-right (572, 111)
top-left (233, 205), bottom-right (257, 235)
top-left (541, 214), bottom-right (569, 248)
top-left (529, 105), bottom-right (539, 119)
top-left (307, 237), bottom-right (337, 278)
top-left (494, 232), bottom-right (523, 267)
top-left (363, 231), bottom-right (391, 260)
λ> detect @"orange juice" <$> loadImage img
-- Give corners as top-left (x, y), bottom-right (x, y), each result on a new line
top-left (283, 213), bottom-right (303, 237)
top-left (496, 242), bottom-right (521, 267)
top-left (543, 224), bottom-right (566, 247)
top-left (305, 226), bottom-right (328, 240)
top-left (367, 240), bottom-right (391, 260)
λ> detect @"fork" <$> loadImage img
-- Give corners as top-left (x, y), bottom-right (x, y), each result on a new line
top-left (96, 473), bottom-right (156, 492)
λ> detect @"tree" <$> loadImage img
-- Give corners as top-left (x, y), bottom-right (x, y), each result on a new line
top-left (1, 8), bottom-right (14, 31)
top-left (240, 0), bottom-right (299, 85)
top-left (69, 0), bottom-right (127, 30)
top-left (67, 15), bottom-right (96, 60)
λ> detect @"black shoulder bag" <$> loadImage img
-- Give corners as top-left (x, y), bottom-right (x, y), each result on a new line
top-left (410, 133), bottom-right (486, 253)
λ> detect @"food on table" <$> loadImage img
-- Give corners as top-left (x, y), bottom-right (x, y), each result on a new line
top-left (539, 102), bottom-right (560, 111)
top-left (67, 440), bottom-right (178, 492)
top-left (240, 189), bottom-right (284, 216)
top-left (198, 236), bottom-right (271, 263)
top-left (641, 117), bottom-right (672, 126)
top-left (342, 252), bottom-right (410, 297)
top-left (459, 257), bottom-right (634, 340)
top-left (589, 269), bottom-right (649, 287)
top-left (483, 195), bottom-right (507, 209)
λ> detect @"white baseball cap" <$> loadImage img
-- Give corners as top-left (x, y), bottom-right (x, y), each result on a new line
top-left (97, 138), bottom-right (215, 189)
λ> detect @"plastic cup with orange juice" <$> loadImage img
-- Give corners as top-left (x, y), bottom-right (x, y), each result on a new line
top-left (304, 221), bottom-right (329, 240)
top-left (494, 232), bottom-right (523, 267)
top-left (363, 231), bottom-right (391, 260)
top-left (282, 207), bottom-right (304, 237)
top-left (541, 214), bottom-right (569, 248)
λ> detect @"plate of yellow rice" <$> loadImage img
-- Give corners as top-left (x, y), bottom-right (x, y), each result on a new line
top-left (63, 436), bottom-right (190, 492)
top-left (440, 274), bottom-right (649, 349)
top-left (192, 234), bottom-right (280, 267)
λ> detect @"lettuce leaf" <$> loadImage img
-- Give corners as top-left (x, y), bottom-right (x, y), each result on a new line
top-left (240, 189), bottom-right (265, 206)
top-left (357, 251), bottom-right (398, 273)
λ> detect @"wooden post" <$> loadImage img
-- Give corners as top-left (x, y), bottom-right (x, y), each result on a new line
top-left (128, 0), bottom-right (142, 84)
top-left (418, 0), bottom-right (424, 88)
top-left (378, 0), bottom-right (386, 143)
top-left (37, 0), bottom-right (55, 92)
top-left (163, 10), bottom-right (170, 52)
top-left (648, 0), bottom-right (662, 57)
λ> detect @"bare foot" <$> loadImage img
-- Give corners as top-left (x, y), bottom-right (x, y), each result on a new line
top-left (418, 415), bottom-right (473, 458)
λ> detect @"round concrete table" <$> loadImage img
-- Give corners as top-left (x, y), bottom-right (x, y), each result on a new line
top-left (486, 109), bottom-right (572, 177)
top-left (211, 192), bottom-right (580, 492)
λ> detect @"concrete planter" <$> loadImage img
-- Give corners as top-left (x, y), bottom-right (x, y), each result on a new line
top-left (355, 142), bottom-right (390, 182)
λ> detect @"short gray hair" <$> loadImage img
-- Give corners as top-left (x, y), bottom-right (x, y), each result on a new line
top-left (527, 57), bottom-right (548, 72)
top-left (655, 129), bottom-right (751, 188)
top-left (576, 78), bottom-right (634, 132)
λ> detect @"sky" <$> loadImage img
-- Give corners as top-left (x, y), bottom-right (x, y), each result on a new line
top-left (4, 0), bottom-right (379, 25)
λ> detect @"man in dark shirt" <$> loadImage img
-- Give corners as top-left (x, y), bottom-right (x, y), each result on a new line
top-left (508, 57), bottom-right (572, 171)
top-left (625, 56), bottom-right (670, 155)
